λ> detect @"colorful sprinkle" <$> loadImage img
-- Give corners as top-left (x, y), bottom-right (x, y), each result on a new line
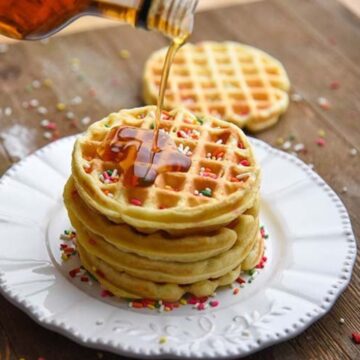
top-left (209, 300), bottom-right (219, 307)
top-left (119, 49), bottom-right (130, 59)
top-left (159, 336), bottom-right (168, 344)
top-left (291, 93), bottom-right (303, 102)
top-left (38, 106), bottom-right (48, 115)
top-left (329, 81), bottom-right (340, 90)
top-left (69, 268), bottom-right (81, 278)
top-left (100, 289), bottom-right (113, 298)
top-left (199, 188), bottom-right (212, 197)
top-left (43, 78), bottom-right (53, 88)
top-left (352, 332), bottom-right (360, 344)
top-left (130, 198), bottom-right (142, 206)
top-left (350, 148), bottom-right (358, 156)
top-left (317, 97), bottom-right (331, 110)
top-left (316, 138), bottom-right (326, 147)
top-left (56, 102), bottom-right (66, 111)
top-left (177, 143), bottom-right (192, 156)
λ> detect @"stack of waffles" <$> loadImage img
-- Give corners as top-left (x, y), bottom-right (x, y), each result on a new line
top-left (143, 41), bottom-right (290, 132)
top-left (64, 106), bottom-right (262, 302)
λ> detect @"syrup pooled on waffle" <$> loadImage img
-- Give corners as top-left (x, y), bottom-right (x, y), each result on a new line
top-left (71, 106), bottom-right (260, 234)
top-left (97, 126), bottom-right (191, 187)
top-left (143, 41), bottom-right (291, 132)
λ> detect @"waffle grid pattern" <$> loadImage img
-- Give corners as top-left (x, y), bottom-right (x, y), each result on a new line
top-left (143, 42), bottom-right (290, 131)
top-left (76, 106), bottom-right (258, 211)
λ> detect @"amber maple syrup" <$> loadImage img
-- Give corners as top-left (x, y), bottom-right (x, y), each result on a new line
top-left (97, 33), bottom-right (191, 187)
top-left (153, 34), bottom-right (188, 151)
top-left (99, 3), bottom-right (195, 187)
top-left (97, 125), bottom-right (191, 187)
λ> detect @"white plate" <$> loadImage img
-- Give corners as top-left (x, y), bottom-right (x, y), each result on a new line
top-left (0, 136), bottom-right (356, 359)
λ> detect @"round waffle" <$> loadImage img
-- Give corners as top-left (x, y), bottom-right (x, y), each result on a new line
top-left (72, 106), bottom-right (260, 234)
top-left (78, 243), bottom-right (244, 301)
top-left (72, 210), bottom-right (259, 284)
top-left (64, 177), bottom-right (260, 285)
top-left (143, 41), bottom-right (290, 132)
top-left (64, 177), bottom-right (239, 262)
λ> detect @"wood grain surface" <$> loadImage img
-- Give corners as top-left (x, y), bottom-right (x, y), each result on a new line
top-left (0, 0), bottom-right (359, 359)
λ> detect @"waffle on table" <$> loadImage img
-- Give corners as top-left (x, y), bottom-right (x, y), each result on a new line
top-left (143, 41), bottom-right (290, 132)
top-left (65, 106), bottom-right (263, 301)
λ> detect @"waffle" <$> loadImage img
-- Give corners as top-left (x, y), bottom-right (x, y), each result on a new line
top-left (76, 228), bottom-right (263, 302)
top-left (71, 208), bottom-right (259, 284)
top-left (64, 177), bottom-right (239, 262)
top-left (78, 244), bottom-right (243, 301)
top-left (143, 41), bottom-right (290, 132)
top-left (72, 106), bottom-right (260, 235)
top-left (65, 181), bottom-right (262, 300)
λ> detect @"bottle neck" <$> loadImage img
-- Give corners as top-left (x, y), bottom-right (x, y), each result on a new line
top-left (146, 0), bottom-right (198, 39)
top-left (97, 0), bottom-right (198, 38)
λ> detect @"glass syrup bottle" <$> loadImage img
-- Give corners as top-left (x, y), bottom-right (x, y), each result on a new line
top-left (0, 0), bottom-right (198, 40)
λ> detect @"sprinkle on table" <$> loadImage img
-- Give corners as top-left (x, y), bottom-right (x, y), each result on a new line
top-left (317, 97), bottom-right (331, 110)
top-left (352, 332), bottom-right (360, 344)
top-left (43, 78), bottom-right (53, 87)
top-left (71, 96), bottom-right (83, 105)
top-left (330, 81), bottom-right (340, 90)
top-left (29, 99), bottom-right (39, 108)
top-left (318, 129), bottom-right (326, 138)
top-left (349, 148), bottom-right (358, 156)
top-left (56, 102), bottom-right (66, 111)
top-left (291, 93), bottom-right (303, 102)
top-left (119, 49), bottom-right (131, 59)
top-left (66, 111), bottom-right (75, 120)
top-left (81, 116), bottom-right (91, 126)
top-left (159, 336), bottom-right (168, 345)
top-left (38, 106), bottom-right (48, 115)
top-left (316, 138), bottom-right (326, 147)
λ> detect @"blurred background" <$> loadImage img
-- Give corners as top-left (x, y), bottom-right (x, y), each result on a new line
top-left (1, 0), bottom-right (359, 43)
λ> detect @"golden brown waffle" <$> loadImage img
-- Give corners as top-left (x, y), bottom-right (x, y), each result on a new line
top-left (143, 42), bottom-right (290, 132)
top-left (72, 106), bottom-right (260, 235)
top-left (76, 230), bottom-right (262, 302)
top-left (242, 231), bottom-right (264, 271)
top-left (64, 178), bottom-right (263, 301)
top-left (64, 177), bottom-right (239, 262)
top-left (72, 209), bottom-right (259, 284)
top-left (78, 243), bottom-right (243, 301)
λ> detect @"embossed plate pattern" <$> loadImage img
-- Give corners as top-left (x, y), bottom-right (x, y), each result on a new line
top-left (0, 136), bottom-right (356, 358)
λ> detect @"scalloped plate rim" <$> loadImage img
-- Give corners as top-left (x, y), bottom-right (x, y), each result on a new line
top-left (0, 135), bottom-right (356, 359)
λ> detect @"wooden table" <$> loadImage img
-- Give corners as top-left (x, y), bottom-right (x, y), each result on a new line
top-left (0, 0), bottom-right (359, 359)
